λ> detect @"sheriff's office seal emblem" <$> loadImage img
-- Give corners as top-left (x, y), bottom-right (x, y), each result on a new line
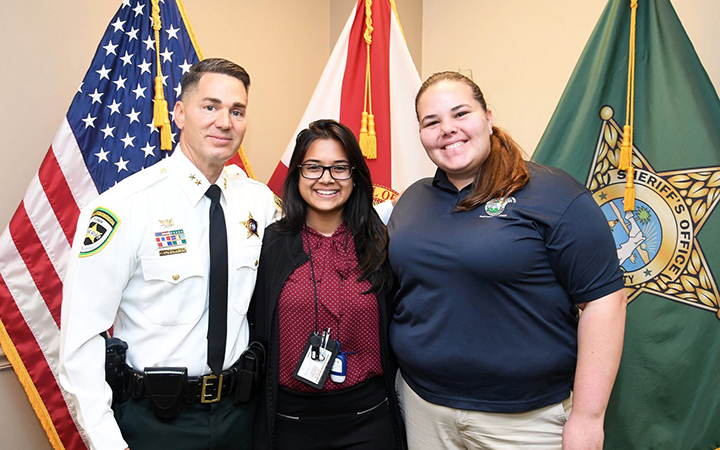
top-left (80, 207), bottom-right (120, 257)
top-left (588, 106), bottom-right (720, 318)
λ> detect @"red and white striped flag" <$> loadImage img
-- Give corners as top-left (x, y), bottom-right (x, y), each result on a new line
top-left (0, 1), bottom-right (213, 448)
top-left (267, 0), bottom-right (435, 202)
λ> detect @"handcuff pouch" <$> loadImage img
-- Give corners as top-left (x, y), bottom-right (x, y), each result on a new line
top-left (143, 367), bottom-right (187, 420)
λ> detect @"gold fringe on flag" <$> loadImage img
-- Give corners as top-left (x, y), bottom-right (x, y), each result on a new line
top-left (152, 0), bottom-right (172, 151)
top-left (176, 0), bottom-right (204, 60)
top-left (236, 147), bottom-right (256, 179)
top-left (359, 0), bottom-right (377, 159)
top-left (388, 0), bottom-right (405, 40)
top-left (0, 319), bottom-right (65, 450)
top-left (620, 0), bottom-right (639, 211)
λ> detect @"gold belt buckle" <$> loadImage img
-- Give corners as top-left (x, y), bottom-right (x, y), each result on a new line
top-left (201, 373), bottom-right (223, 404)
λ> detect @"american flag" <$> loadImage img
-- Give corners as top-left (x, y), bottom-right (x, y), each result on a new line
top-left (0, 0), bottom-right (201, 447)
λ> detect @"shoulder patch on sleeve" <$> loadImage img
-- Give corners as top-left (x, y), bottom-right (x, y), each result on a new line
top-left (79, 207), bottom-right (121, 257)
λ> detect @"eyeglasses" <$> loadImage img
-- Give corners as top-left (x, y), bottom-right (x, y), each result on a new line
top-left (298, 163), bottom-right (355, 180)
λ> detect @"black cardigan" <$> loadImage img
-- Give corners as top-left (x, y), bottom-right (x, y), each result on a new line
top-left (250, 224), bottom-right (406, 449)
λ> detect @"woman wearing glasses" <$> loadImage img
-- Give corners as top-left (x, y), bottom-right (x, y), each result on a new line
top-left (251, 119), bottom-right (405, 450)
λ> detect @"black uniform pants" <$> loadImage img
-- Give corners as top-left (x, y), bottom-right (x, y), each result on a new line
top-left (113, 394), bottom-right (257, 450)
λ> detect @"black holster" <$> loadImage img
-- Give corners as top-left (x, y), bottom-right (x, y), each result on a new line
top-left (105, 337), bottom-right (129, 405)
top-left (234, 340), bottom-right (267, 404)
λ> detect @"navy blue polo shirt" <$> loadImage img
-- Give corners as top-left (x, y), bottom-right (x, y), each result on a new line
top-left (388, 163), bottom-right (623, 413)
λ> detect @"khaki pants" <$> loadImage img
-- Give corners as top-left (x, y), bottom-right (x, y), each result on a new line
top-left (398, 374), bottom-right (572, 450)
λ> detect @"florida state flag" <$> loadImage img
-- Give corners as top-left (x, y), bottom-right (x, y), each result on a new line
top-left (267, 0), bottom-right (435, 202)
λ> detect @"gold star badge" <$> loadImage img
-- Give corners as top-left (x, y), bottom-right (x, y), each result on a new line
top-left (241, 213), bottom-right (259, 239)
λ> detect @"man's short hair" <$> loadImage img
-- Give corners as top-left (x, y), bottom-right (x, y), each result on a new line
top-left (181, 58), bottom-right (250, 98)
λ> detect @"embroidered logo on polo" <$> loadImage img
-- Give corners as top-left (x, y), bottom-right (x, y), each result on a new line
top-left (241, 212), bottom-right (260, 239)
top-left (155, 229), bottom-right (188, 256)
top-left (480, 197), bottom-right (516, 218)
top-left (588, 106), bottom-right (720, 318)
top-left (79, 207), bottom-right (120, 257)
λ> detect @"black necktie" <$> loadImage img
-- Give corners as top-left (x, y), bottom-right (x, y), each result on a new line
top-left (205, 185), bottom-right (228, 375)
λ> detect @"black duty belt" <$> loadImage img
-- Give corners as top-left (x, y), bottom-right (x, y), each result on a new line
top-left (127, 365), bottom-right (236, 405)
top-left (108, 340), bottom-right (266, 420)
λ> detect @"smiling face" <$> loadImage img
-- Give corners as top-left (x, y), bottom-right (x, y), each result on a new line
top-left (416, 80), bottom-right (494, 189)
top-left (174, 72), bottom-right (248, 183)
top-left (298, 138), bottom-right (354, 233)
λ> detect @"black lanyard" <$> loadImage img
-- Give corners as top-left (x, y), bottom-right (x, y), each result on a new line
top-left (303, 224), bottom-right (350, 338)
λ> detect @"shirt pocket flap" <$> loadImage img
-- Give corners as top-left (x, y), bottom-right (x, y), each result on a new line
top-left (235, 242), bottom-right (262, 270)
top-left (141, 255), bottom-right (204, 284)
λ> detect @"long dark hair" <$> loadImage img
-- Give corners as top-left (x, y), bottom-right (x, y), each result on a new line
top-left (416, 72), bottom-right (529, 211)
top-left (277, 119), bottom-right (391, 292)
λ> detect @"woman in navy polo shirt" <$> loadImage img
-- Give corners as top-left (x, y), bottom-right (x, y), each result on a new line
top-left (388, 72), bottom-right (627, 450)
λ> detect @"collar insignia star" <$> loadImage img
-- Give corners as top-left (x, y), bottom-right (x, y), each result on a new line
top-left (241, 212), bottom-right (259, 239)
top-left (588, 106), bottom-right (720, 319)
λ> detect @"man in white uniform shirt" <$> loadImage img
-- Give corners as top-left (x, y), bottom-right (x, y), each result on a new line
top-left (60, 58), bottom-right (279, 450)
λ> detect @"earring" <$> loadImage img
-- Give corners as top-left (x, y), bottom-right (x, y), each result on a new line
top-left (353, 182), bottom-right (356, 186)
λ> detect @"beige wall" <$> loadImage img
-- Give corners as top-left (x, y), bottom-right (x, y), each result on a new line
top-left (1, 1), bottom-right (719, 448)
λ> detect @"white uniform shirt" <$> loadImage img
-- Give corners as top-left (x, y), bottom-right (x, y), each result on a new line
top-left (60, 149), bottom-right (280, 450)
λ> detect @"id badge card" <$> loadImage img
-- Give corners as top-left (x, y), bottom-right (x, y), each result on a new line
top-left (292, 334), bottom-right (338, 389)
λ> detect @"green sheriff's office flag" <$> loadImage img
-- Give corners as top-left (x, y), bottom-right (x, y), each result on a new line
top-left (532, 0), bottom-right (720, 449)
